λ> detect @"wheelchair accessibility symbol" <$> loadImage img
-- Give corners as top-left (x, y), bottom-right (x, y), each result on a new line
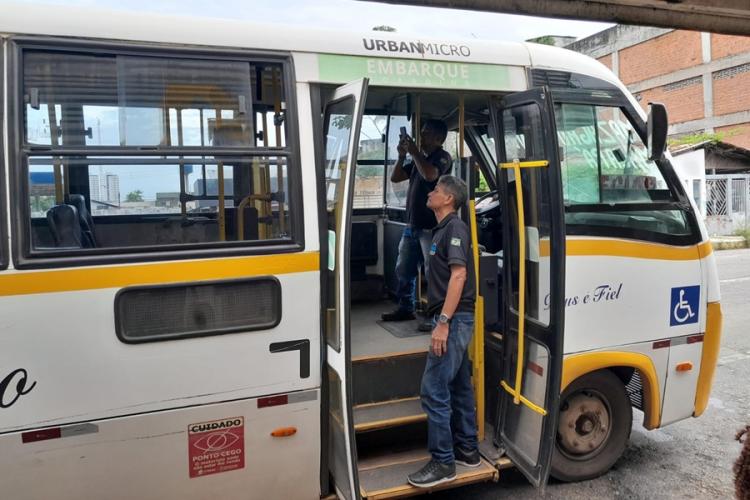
top-left (670, 286), bottom-right (700, 326)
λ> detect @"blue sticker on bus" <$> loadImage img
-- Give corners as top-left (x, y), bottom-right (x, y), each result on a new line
top-left (670, 286), bottom-right (699, 326)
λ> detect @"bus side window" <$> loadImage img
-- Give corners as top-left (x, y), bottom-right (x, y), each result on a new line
top-left (21, 49), bottom-right (295, 258)
top-left (555, 103), bottom-right (695, 244)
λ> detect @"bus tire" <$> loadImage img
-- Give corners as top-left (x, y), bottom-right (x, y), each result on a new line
top-left (551, 369), bottom-right (632, 482)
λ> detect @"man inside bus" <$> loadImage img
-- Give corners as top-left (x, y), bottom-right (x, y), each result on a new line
top-left (381, 119), bottom-right (452, 331)
top-left (408, 175), bottom-right (479, 488)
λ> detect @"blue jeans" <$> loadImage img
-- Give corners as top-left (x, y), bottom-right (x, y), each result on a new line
top-left (394, 226), bottom-right (433, 313)
top-left (420, 312), bottom-right (478, 464)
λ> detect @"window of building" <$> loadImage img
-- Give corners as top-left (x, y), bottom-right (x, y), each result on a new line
top-left (19, 48), bottom-right (295, 258)
top-left (555, 103), bottom-right (692, 241)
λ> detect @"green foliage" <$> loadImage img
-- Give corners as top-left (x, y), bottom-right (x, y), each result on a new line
top-left (332, 114), bottom-right (353, 131)
top-left (357, 165), bottom-right (382, 177)
top-left (477, 170), bottom-right (490, 193)
top-left (31, 196), bottom-right (56, 213)
top-left (668, 129), bottom-right (739, 148)
top-left (530, 36), bottom-right (556, 46)
top-left (126, 190), bottom-right (144, 202)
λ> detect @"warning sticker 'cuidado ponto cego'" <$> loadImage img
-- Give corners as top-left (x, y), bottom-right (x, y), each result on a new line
top-left (188, 417), bottom-right (245, 478)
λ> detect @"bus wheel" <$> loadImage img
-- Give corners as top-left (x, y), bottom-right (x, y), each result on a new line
top-left (551, 369), bottom-right (632, 482)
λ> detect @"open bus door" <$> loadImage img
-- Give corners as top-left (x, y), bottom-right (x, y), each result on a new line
top-left (492, 88), bottom-right (566, 488)
top-left (322, 79), bottom-right (369, 499)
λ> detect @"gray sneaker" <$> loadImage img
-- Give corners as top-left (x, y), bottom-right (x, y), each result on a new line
top-left (407, 459), bottom-right (456, 488)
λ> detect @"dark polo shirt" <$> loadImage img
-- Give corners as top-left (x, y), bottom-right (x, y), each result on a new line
top-left (427, 212), bottom-right (476, 316)
top-left (402, 148), bottom-right (452, 230)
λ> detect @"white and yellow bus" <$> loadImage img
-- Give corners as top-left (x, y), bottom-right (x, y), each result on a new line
top-left (0, 3), bottom-right (722, 499)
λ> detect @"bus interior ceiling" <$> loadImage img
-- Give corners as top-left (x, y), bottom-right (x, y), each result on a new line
top-left (346, 86), bottom-right (507, 497)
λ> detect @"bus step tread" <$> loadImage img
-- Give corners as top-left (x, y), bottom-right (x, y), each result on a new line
top-left (354, 397), bottom-right (426, 432)
top-left (358, 447), bottom-right (498, 500)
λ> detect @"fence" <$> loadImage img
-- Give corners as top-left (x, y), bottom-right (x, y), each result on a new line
top-left (705, 174), bottom-right (750, 235)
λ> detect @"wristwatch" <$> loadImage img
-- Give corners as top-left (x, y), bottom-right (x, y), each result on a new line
top-left (438, 313), bottom-right (451, 325)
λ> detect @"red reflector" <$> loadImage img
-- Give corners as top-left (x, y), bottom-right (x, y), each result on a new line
top-left (258, 395), bottom-right (288, 408)
top-left (653, 340), bottom-right (671, 349)
top-left (528, 361), bottom-right (544, 377)
top-left (687, 334), bottom-right (705, 344)
top-left (22, 428), bottom-right (61, 443)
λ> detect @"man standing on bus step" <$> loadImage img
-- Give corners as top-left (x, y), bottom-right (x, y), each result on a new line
top-left (407, 175), bottom-right (479, 488)
top-left (381, 119), bottom-right (452, 331)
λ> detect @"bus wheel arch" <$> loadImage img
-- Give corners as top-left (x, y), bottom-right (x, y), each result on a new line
top-left (553, 354), bottom-right (662, 482)
top-left (562, 352), bottom-right (661, 430)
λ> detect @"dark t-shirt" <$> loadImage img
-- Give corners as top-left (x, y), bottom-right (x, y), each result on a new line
top-left (402, 148), bottom-right (452, 229)
top-left (427, 212), bottom-right (476, 315)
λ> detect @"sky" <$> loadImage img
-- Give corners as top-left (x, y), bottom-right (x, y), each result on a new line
top-left (17, 0), bottom-right (614, 201)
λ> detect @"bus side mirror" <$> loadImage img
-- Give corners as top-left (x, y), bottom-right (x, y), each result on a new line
top-left (647, 102), bottom-right (668, 161)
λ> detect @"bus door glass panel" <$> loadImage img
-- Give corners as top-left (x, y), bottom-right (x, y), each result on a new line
top-left (322, 79), bottom-right (368, 500)
top-left (494, 88), bottom-right (565, 488)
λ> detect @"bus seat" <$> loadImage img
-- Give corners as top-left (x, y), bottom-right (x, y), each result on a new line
top-left (47, 204), bottom-right (83, 248)
top-left (66, 194), bottom-right (97, 248)
top-left (350, 221), bottom-right (378, 281)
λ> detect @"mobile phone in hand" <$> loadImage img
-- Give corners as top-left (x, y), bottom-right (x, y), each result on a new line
top-left (399, 126), bottom-right (408, 140)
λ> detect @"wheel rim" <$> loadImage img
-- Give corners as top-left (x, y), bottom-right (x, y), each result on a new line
top-left (557, 389), bottom-right (612, 461)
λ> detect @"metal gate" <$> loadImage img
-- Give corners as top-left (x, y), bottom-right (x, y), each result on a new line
top-left (705, 174), bottom-right (750, 235)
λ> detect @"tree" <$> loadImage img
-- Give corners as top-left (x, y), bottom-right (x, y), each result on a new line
top-left (126, 190), bottom-right (144, 202)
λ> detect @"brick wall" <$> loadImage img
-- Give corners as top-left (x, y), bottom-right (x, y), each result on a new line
top-left (716, 123), bottom-right (750, 149)
top-left (713, 65), bottom-right (750, 116)
top-left (711, 34), bottom-right (750, 61)
top-left (597, 54), bottom-right (613, 71)
top-left (636, 78), bottom-right (704, 124)
top-left (619, 31), bottom-right (701, 85)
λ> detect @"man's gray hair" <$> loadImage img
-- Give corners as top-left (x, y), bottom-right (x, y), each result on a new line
top-left (437, 175), bottom-right (468, 210)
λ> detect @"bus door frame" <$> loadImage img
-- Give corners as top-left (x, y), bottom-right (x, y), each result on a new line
top-left (490, 87), bottom-right (566, 488)
top-left (320, 78), bottom-right (369, 500)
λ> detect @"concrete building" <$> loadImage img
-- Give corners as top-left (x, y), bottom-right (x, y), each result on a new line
top-left (567, 27), bottom-right (750, 149)
top-left (88, 174), bottom-right (101, 202)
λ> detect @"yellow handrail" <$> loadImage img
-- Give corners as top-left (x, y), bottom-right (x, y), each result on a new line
top-left (217, 161), bottom-right (226, 242)
top-left (47, 104), bottom-right (64, 204)
top-left (498, 159), bottom-right (549, 411)
top-left (468, 200), bottom-right (485, 440)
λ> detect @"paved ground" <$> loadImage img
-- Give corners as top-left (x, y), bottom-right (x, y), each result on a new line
top-left (437, 248), bottom-right (750, 499)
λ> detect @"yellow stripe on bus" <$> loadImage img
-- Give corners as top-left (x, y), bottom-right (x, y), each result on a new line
top-left (694, 301), bottom-right (723, 417)
top-left (0, 252), bottom-right (320, 297)
top-left (539, 239), bottom-right (712, 260)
